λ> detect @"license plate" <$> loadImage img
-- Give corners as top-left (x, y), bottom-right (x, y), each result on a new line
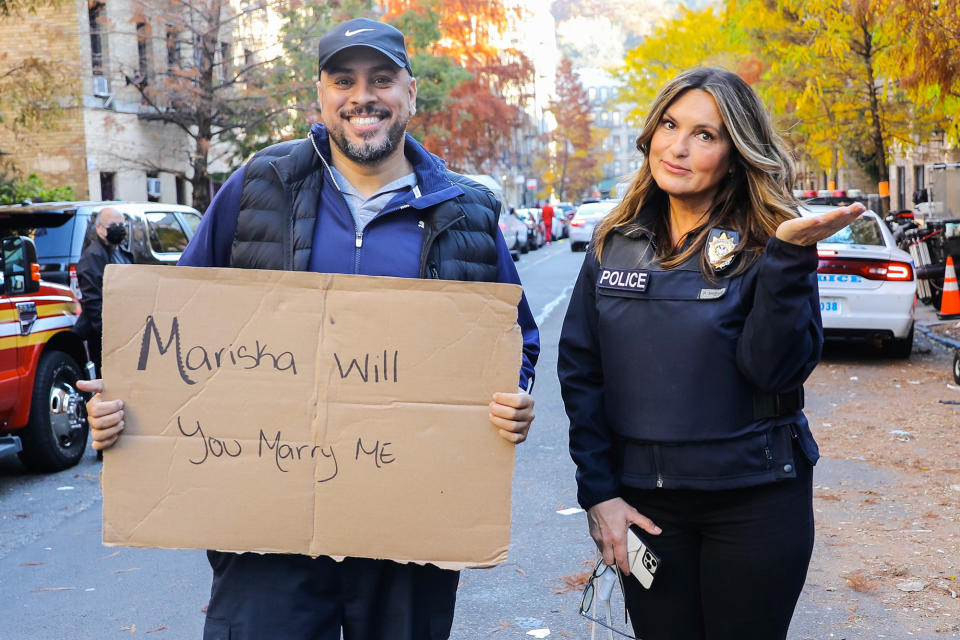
top-left (820, 298), bottom-right (842, 314)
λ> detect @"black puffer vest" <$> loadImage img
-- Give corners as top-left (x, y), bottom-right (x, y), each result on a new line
top-left (230, 135), bottom-right (499, 282)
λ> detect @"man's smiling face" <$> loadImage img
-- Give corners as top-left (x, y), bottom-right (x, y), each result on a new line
top-left (317, 47), bottom-right (417, 167)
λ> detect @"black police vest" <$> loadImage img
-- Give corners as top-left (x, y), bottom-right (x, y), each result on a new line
top-left (597, 228), bottom-right (800, 445)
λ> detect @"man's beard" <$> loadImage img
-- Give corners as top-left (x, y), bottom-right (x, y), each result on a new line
top-left (327, 110), bottom-right (408, 165)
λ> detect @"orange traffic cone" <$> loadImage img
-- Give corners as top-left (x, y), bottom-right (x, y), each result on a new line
top-left (938, 256), bottom-right (960, 319)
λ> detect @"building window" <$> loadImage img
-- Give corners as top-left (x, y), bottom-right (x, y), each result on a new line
top-left (220, 41), bottom-right (232, 83)
top-left (136, 22), bottom-right (151, 86)
top-left (600, 111), bottom-right (609, 125)
top-left (612, 111), bottom-right (621, 126)
top-left (913, 164), bottom-right (925, 191)
top-left (193, 33), bottom-right (204, 74)
top-left (613, 135), bottom-right (621, 151)
top-left (588, 87), bottom-right (596, 102)
top-left (89, 2), bottom-right (106, 75)
top-left (175, 175), bottom-right (186, 205)
top-left (166, 28), bottom-right (181, 70)
top-left (100, 172), bottom-right (115, 201)
top-left (614, 161), bottom-right (621, 175)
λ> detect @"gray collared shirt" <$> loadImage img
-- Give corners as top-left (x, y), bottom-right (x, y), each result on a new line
top-left (330, 167), bottom-right (419, 232)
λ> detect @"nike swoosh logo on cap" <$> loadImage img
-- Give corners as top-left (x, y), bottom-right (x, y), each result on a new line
top-left (344, 28), bottom-right (375, 36)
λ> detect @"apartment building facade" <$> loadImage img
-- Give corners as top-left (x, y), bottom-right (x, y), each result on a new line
top-left (0, 0), bottom-right (281, 207)
top-left (576, 67), bottom-right (640, 198)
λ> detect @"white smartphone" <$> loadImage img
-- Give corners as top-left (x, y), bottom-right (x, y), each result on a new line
top-left (627, 525), bottom-right (661, 589)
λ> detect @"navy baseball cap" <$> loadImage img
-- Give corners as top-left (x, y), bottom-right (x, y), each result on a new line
top-left (317, 18), bottom-right (413, 77)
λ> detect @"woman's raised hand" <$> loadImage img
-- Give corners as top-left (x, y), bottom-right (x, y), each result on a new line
top-left (776, 203), bottom-right (866, 246)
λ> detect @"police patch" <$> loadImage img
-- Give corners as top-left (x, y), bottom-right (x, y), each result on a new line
top-left (598, 268), bottom-right (649, 292)
top-left (706, 229), bottom-right (739, 271)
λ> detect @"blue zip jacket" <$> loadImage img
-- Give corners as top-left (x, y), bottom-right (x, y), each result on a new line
top-left (180, 124), bottom-right (538, 389)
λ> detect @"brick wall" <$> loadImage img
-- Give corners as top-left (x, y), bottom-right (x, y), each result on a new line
top-left (0, 0), bottom-right (89, 198)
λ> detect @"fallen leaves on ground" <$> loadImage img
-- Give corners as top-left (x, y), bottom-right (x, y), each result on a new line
top-left (553, 570), bottom-right (591, 594)
top-left (489, 620), bottom-right (513, 633)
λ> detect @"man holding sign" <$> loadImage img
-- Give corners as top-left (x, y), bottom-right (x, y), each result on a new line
top-left (79, 17), bottom-right (538, 640)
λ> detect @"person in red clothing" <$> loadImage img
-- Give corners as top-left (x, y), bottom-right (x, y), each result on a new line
top-left (541, 202), bottom-right (554, 245)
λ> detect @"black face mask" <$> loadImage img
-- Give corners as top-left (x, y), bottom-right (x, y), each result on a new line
top-left (105, 224), bottom-right (126, 245)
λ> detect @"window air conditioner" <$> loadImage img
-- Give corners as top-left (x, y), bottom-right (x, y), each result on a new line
top-left (92, 75), bottom-right (110, 97)
top-left (146, 177), bottom-right (163, 198)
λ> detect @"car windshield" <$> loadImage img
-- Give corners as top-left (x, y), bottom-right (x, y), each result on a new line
top-left (30, 219), bottom-right (76, 258)
top-left (821, 216), bottom-right (886, 246)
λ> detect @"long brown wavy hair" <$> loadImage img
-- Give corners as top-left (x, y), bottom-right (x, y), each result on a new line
top-left (593, 67), bottom-right (799, 277)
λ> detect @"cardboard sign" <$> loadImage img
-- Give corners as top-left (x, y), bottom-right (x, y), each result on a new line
top-left (100, 265), bottom-right (522, 569)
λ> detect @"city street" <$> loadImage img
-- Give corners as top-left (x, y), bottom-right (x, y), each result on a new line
top-left (2, 239), bottom-right (959, 639)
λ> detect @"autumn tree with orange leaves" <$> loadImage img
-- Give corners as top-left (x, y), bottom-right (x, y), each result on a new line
top-left (535, 57), bottom-right (607, 201)
top-left (383, 0), bottom-right (534, 173)
top-left (889, 0), bottom-right (960, 143)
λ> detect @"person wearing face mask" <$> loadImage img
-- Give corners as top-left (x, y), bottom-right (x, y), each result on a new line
top-left (74, 206), bottom-right (132, 378)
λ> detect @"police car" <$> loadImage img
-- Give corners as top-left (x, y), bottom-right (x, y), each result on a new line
top-left (801, 205), bottom-right (917, 358)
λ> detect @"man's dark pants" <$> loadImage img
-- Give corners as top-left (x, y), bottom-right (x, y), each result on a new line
top-left (202, 551), bottom-right (460, 639)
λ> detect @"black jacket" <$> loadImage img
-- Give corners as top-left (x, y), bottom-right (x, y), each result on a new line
top-left (558, 207), bottom-right (822, 509)
top-left (74, 238), bottom-right (133, 339)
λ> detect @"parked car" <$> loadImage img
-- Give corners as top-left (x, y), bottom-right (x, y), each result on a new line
top-left (569, 200), bottom-right (618, 251)
top-left (0, 207), bottom-right (90, 471)
top-left (25, 201), bottom-right (202, 298)
top-left (515, 208), bottom-right (545, 250)
top-left (498, 209), bottom-right (527, 260)
top-left (556, 202), bottom-right (576, 221)
top-left (554, 202), bottom-right (575, 238)
top-left (545, 208), bottom-right (564, 241)
top-left (801, 205), bottom-right (917, 358)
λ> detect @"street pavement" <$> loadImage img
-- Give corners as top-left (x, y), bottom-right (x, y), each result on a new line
top-left (1, 238), bottom-right (952, 638)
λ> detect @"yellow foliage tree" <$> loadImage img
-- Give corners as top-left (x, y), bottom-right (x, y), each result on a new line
top-left (886, 0), bottom-right (960, 144)
top-left (728, 0), bottom-right (945, 186)
top-left (615, 5), bottom-right (752, 126)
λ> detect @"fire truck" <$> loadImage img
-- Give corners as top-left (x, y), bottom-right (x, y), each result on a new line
top-left (1, 207), bottom-right (89, 471)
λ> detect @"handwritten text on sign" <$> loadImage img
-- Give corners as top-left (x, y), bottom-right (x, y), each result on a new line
top-left (101, 265), bottom-right (521, 567)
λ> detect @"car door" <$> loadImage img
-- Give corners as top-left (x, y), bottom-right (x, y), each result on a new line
top-left (175, 209), bottom-right (202, 240)
top-left (0, 293), bottom-right (18, 423)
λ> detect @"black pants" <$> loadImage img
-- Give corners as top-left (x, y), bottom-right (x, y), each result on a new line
top-left (619, 457), bottom-right (814, 640)
top-left (202, 552), bottom-right (460, 640)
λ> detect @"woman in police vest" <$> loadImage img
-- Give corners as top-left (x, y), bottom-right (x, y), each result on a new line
top-left (558, 67), bottom-right (863, 640)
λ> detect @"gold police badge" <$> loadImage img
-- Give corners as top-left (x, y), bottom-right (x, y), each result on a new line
top-left (706, 229), bottom-right (738, 271)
